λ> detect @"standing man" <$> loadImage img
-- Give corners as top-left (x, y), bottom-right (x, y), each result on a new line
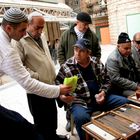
top-left (57, 12), bottom-right (101, 131)
top-left (58, 12), bottom-right (101, 65)
top-left (12, 12), bottom-right (69, 140)
top-left (0, 8), bottom-right (71, 140)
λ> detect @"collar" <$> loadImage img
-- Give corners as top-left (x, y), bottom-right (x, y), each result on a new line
top-left (134, 45), bottom-right (140, 52)
top-left (0, 26), bottom-right (11, 42)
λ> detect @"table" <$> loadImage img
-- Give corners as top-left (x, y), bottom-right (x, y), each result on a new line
top-left (128, 94), bottom-right (140, 105)
top-left (82, 104), bottom-right (140, 140)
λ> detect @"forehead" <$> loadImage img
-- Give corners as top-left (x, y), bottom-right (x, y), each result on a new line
top-left (77, 20), bottom-right (89, 25)
top-left (119, 42), bottom-right (131, 48)
top-left (135, 33), bottom-right (140, 40)
top-left (16, 22), bottom-right (28, 30)
top-left (32, 16), bottom-right (45, 24)
top-left (74, 46), bottom-right (88, 52)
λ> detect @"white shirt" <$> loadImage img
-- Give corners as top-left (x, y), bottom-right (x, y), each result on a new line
top-left (0, 27), bottom-right (60, 98)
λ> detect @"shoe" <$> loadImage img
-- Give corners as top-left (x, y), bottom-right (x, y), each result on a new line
top-left (65, 121), bottom-right (71, 132)
top-left (56, 134), bottom-right (70, 140)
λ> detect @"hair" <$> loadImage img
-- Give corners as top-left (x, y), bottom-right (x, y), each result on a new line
top-left (28, 11), bottom-right (43, 23)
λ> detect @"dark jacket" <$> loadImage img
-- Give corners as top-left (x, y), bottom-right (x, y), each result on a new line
top-left (58, 24), bottom-right (101, 65)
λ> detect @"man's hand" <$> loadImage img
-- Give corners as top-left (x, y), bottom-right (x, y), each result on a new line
top-left (136, 89), bottom-right (140, 100)
top-left (59, 84), bottom-right (72, 95)
top-left (59, 95), bottom-right (75, 104)
top-left (95, 91), bottom-right (106, 105)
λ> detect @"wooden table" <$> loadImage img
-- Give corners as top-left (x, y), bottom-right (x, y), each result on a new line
top-left (82, 104), bottom-right (140, 140)
top-left (128, 94), bottom-right (140, 105)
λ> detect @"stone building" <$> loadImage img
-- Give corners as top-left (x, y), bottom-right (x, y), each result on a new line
top-left (107, 0), bottom-right (140, 44)
top-left (65, 0), bottom-right (110, 44)
top-left (65, 0), bottom-right (140, 44)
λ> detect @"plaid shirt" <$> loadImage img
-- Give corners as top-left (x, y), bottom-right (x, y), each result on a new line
top-left (56, 56), bottom-right (111, 107)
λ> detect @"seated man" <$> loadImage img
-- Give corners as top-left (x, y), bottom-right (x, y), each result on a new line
top-left (55, 38), bottom-right (129, 140)
top-left (106, 32), bottom-right (140, 97)
top-left (131, 32), bottom-right (140, 69)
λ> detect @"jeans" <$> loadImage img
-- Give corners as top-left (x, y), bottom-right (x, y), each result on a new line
top-left (70, 94), bottom-right (129, 140)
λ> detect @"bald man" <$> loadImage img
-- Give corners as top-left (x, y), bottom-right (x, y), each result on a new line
top-left (0, 8), bottom-right (71, 140)
top-left (132, 32), bottom-right (140, 69)
top-left (12, 11), bottom-right (69, 140)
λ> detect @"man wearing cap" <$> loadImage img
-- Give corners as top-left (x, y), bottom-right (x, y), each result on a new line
top-left (57, 11), bottom-right (101, 131)
top-left (106, 32), bottom-right (140, 97)
top-left (12, 11), bottom-right (69, 140)
top-left (0, 8), bottom-right (71, 140)
top-left (56, 38), bottom-right (129, 140)
top-left (58, 12), bottom-right (101, 66)
top-left (131, 32), bottom-right (140, 69)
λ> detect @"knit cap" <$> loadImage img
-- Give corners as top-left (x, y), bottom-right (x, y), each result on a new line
top-left (117, 32), bottom-right (131, 44)
top-left (3, 8), bottom-right (27, 23)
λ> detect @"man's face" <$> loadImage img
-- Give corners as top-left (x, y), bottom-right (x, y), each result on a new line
top-left (27, 16), bottom-right (45, 39)
top-left (9, 22), bottom-right (27, 41)
top-left (76, 20), bottom-right (89, 33)
top-left (118, 42), bottom-right (131, 57)
top-left (133, 33), bottom-right (140, 49)
top-left (74, 47), bottom-right (90, 63)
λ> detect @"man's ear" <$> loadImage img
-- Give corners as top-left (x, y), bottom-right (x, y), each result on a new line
top-left (117, 44), bottom-right (120, 48)
top-left (88, 50), bottom-right (92, 55)
top-left (5, 24), bottom-right (12, 33)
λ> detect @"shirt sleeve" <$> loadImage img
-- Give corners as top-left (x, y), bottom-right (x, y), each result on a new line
top-left (1, 49), bottom-right (60, 98)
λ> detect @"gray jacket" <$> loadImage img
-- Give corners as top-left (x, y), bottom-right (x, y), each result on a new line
top-left (131, 45), bottom-right (140, 70)
top-left (106, 48), bottom-right (140, 92)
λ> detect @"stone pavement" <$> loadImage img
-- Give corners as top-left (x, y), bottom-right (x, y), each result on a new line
top-left (0, 44), bottom-right (116, 140)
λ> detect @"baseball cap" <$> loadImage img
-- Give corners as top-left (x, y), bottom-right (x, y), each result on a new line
top-left (74, 38), bottom-right (91, 50)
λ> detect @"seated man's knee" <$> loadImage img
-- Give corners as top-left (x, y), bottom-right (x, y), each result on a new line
top-left (73, 112), bottom-right (90, 126)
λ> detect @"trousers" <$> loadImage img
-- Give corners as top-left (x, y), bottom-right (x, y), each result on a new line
top-left (0, 105), bottom-right (43, 140)
top-left (71, 94), bottom-right (129, 140)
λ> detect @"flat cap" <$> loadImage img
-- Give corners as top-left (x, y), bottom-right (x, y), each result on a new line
top-left (77, 12), bottom-right (92, 24)
top-left (3, 8), bottom-right (27, 23)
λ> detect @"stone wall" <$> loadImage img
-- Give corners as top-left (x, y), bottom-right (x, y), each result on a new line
top-left (107, 0), bottom-right (140, 44)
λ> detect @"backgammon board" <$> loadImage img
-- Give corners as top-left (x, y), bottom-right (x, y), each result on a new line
top-left (82, 104), bottom-right (140, 140)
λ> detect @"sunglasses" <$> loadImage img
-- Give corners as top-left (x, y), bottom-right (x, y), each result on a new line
top-left (135, 40), bottom-right (140, 44)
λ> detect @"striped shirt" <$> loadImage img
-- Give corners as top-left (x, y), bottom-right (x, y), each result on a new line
top-left (74, 26), bottom-right (84, 39)
top-left (0, 27), bottom-right (60, 98)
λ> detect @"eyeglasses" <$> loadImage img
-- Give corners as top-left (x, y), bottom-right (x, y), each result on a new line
top-left (135, 40), bottom-right (140, 45)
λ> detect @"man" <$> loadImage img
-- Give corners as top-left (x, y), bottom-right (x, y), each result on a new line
top-left (0, 8), bottom-right (71, 140)
top-left (58, 11), bottom-right (101, 131)
top-left (58, 12), bottom-right (101, 65)
top-left (56, 38), bottom-right (129, 140)
top-left (12, 11), bottom-right (69, 140)
top-left (131, 32), bottom-right (140, 69)
top-left (106, 32), bottom-right (140, 97)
